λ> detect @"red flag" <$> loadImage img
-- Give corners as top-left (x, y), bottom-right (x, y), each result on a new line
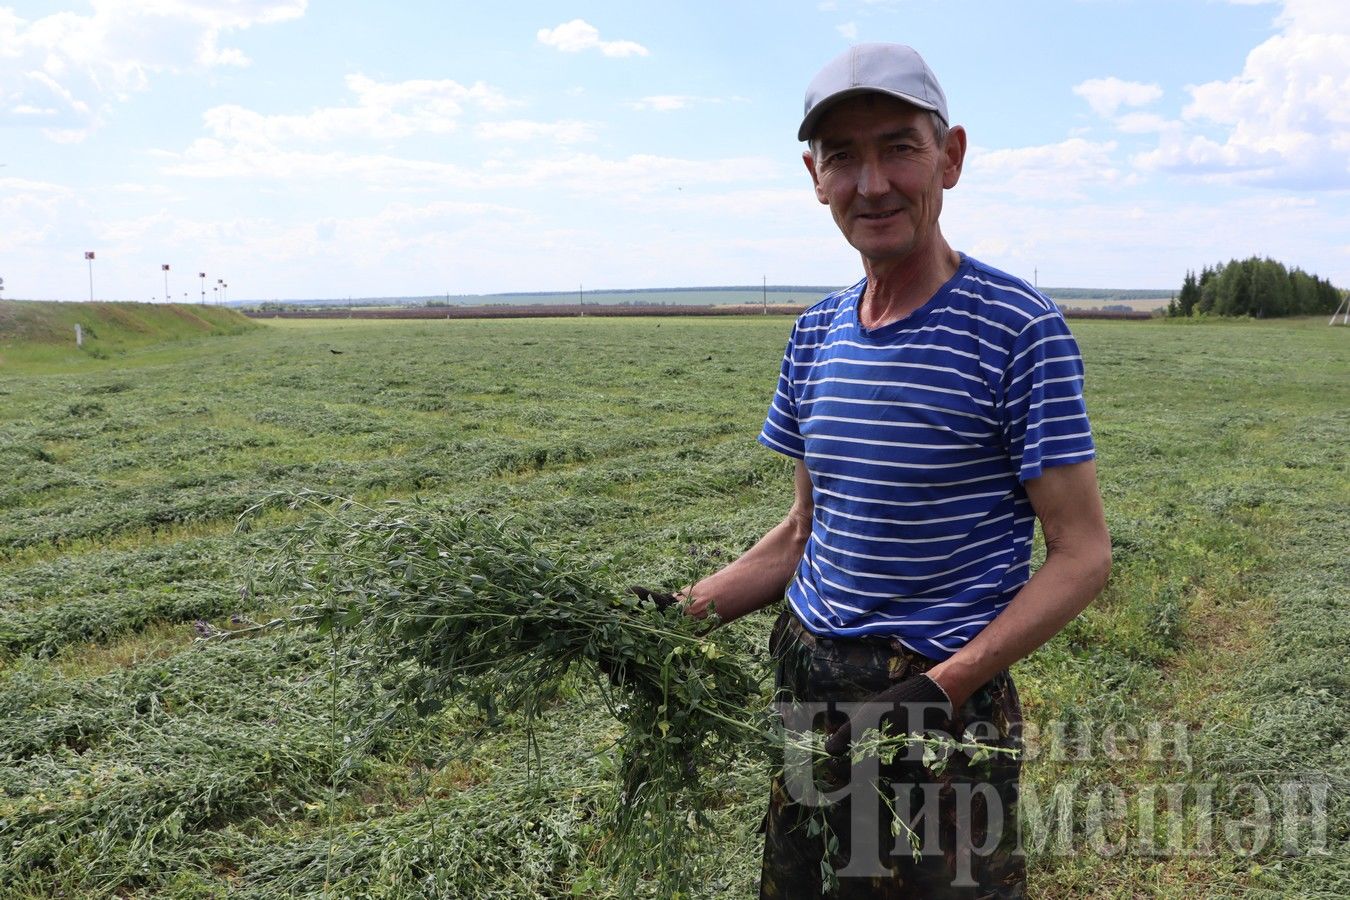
top-left (85, 251), bottom-right (95, 260)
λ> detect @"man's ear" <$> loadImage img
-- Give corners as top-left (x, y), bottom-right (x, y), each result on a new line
top-left (942, 125), bottom-right (968, 190)
top-left (803, 150), bottom-right (828, 205)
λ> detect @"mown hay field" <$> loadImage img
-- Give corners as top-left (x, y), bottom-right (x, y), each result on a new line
top-left (1, 314), bottom-right (1346, 898)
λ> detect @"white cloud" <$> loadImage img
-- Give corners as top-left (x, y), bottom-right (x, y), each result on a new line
top-left (537, 19), bottom-right (649, 57)
top-left (43, 128), bottom-right (94, 144)
top-left (161, 128), bottom-right (782, 199)
top-left (0, 1), bottom-right (307, 138)
top-left (348, 72), bottom-right (513, 115)
top-left (160, 141), bottom-right (467, 181)
top-left (1113, 112), bottom-right (1174, 134)
top-left (963, 138), bottom-right (1123, 200)
top-left (473, 119), bottom-right (597, 144)
top-left (945, 190), bottom-right (1350, 289)
top-left (628, 95), bottom-right (693, 111)
top-left (625, 94), bottom-right (746, 112)
top-left (642, 188), bottom-right (820, 220)
top-left (837, 22), bottom-right (859, 40)
top-left (1072, 77), bottom-right (1163, 118)
top-left (1134, 0), bottom-right (1350, 188)
top-left (476, 153), bottom-right (782, 196)
top-left (199, 74), bottom-right (509, 145)
top-left (0, 176), bottom-right (73, 197)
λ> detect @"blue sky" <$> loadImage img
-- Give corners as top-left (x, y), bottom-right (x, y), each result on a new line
top-left (1, 0), bottom-right (1346, 302)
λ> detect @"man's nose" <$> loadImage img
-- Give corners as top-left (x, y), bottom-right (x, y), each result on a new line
top-left (856, 158), bottom-right (889, 198)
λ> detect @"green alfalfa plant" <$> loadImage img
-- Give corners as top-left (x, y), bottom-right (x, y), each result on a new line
top-left (238, 489), bottom-right (773, 895)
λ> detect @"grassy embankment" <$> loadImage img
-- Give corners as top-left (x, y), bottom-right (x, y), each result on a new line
top-left (0, 300), bottom-right (256, 369)
top-left (0, 313), bottom-right (1344, 897)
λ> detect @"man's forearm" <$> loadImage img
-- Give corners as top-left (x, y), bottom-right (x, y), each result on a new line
top-left (927, 460), bottom-right (1112, 707)
top-left (683, 513), bottom-right (810, 623)
top-left (926, 540), bottom-right (1110, 706)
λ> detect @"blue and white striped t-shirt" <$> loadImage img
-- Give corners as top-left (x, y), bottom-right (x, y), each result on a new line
top-left (758, 255), bottom-right (1096, 661)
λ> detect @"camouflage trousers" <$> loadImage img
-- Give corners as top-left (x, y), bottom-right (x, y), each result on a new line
top-left (760, 611), bottom-right (1025, 899)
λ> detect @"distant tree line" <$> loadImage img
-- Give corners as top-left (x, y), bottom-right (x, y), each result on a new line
top-left (1167, 257), bottom-right (1343, 318)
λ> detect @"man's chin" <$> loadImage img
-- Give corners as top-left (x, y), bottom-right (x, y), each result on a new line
top-left (849, 237), bottom-right (917, 264)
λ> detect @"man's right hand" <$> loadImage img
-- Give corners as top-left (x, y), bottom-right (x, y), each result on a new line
top-left (627, 585), bottom-right (680, 611)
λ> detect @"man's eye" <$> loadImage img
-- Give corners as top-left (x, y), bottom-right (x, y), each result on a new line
top-left (826, 152), bottom-right (850, 164)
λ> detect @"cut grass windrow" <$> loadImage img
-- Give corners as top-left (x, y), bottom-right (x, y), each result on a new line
top-left (0, 316), bottom-right (1344, 897)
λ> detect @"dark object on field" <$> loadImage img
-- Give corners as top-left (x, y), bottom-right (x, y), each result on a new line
top-left (627, 584), bottom-right (679, 611)
top-left (822, 673), bottom-right (952, 760)
top-left (329, 348), bottom-right (343, 354)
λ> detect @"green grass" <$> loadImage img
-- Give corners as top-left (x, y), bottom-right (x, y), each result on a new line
top-left (0, 315), bottom-right (1345, 897)
top-left (0, 300), bottom-right (256, 369)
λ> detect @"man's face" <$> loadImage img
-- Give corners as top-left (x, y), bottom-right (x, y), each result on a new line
top-left (803, 94), bottom-right (965, 269)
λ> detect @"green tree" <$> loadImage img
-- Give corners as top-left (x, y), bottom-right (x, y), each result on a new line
top-left (1250, 258), bottom-right (1290, 318)
top-left (1177, 270), bottom-right (1200, 317)
top-left (1185, 257), bottom-right (1341, 318)
top-left (1197, 265), bottom-right (1218, 315)
top-left (1212, 260), bottom-right (1249, 316)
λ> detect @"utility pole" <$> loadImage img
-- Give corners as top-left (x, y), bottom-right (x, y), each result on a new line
top-left (763, 275), bottom-right (768, 314)
top-left (199, 272), bottom-right (206, 305)
top-left (85, 251), bottom-right (95, 301)
top-left (162, 264), bottom-right (170, 303)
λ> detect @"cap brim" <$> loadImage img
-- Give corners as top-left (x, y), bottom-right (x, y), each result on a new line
top-left (797, 87), bottom-right (942, 143)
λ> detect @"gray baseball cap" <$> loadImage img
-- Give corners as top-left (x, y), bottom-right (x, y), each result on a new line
top-left (798, 43), bottom-right (948, 142)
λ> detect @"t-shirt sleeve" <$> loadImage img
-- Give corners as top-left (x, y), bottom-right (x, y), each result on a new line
top-left (1001, 311), bottom-right (1096, 482)
top-left (758, 325), bottom-right (806, 460)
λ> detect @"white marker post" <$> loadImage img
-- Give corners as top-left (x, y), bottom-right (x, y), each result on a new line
top-left (75, 324), bottom-right (83, 347)
top-left (1330, 295), bottom-right (1350, 326)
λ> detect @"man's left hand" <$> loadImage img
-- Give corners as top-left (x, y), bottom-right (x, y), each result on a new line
top-left (823, 673), bottom-right (953, 759)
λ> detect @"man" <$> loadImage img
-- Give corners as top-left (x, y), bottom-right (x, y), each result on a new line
top-left (672, 43), bottom-right (1111, 897)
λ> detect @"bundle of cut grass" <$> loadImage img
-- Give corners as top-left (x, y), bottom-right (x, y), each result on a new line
top-left (243, 490), bottom-right (771, 893)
